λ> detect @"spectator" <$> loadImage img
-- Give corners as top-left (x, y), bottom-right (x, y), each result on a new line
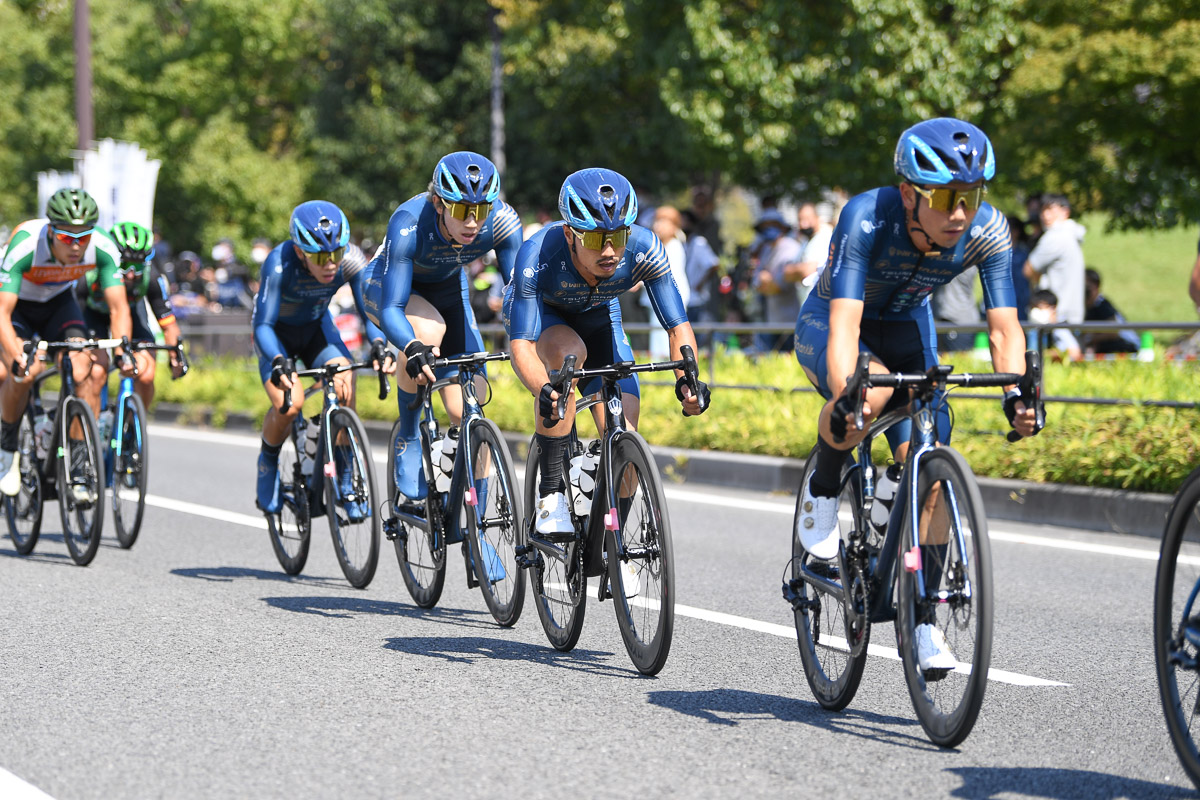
top-left (1007, 215), bottom-right (1032, 320)
top-left (1029, 288), bottom-right (1081, 362)
top-left (784, 201), bottom-right (834, 306)
top-left (210, 237), bottom-right (252, 309)
top-left (152, 227), bottom-right (175, 286)
top-left (1190, 232), bottom-right (1200, 316)
top-left (931, 266), bottom-right (981, 352)
top-left (681, 208), bottom-right (721, 345)
top-left (690, 185), bottom-right (723, 258)
top-left (750, 208), bottom-right (804, 353)
top-left (1024, 193), bottom-right (1085, 338)
top-left (250, 237), bottom-right (272, 269)
top-left (1082, 268), bottom-right (1139, 354)
top-left (643, 206), bottom-right (689, 358)
top-left (522, 208), bottom-right (553, 239)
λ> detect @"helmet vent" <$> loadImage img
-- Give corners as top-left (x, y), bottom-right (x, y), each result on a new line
top-left (914, 150), bottom-right (939, 173)
top-left (598, 184), bottom-right (616, 209)
top-left (317, 216), bottom-right (332, 232)
top-left (467, 164), bottom-right (481, 184)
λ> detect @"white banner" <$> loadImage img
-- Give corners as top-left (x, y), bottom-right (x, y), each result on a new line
top-left (37, 139), bottom-right (160, 231)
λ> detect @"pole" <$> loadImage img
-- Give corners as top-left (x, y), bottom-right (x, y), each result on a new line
top-left (74, 0), bottom-right (94, 150)
top-left (489, 5), bottom-right (505, 188)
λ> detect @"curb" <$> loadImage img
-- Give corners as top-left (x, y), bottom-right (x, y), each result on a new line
top-left (153, 402), bottom-right (1173, 541)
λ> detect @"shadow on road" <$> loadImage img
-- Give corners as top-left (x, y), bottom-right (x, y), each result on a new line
top-left (171, 565), bottom-right (348, 589)
top-left (383, 635), bottom-right (633, 678)
top-left (262, 595), bottom-right (496, 630)
top-left (647, 688), bottom-right (934, 750)
top-left (2, 532), bottom-right (81, 566)
top-left (945, 766), bottom-right (1193, 799)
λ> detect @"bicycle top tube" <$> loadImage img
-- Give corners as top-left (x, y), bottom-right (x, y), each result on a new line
top-left (407, 350), bottom-right (509, 410)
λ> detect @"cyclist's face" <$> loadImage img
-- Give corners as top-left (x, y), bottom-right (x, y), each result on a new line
top-left (436, 199), bottom-right (483, 246)
top-left (564, 226), bottom-right (625, 283)
top-left (294, 244), bottom-right (340, 283)
top-left (902, 181), bottom-right (982, 250)
top-left (49, 224), bottom-right (92, 265)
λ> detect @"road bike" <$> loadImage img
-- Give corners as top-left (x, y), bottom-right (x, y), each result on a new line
top-left (5, 337), bottom-right (116, 565)
top-left (1154, 458), bottom-right (1200, 789)
top-left (265, 357), bottom-right (388, 588)
top-left (386, 350), bottom-right (524, 627)
top-left (99, 338), bottom-right (189, 549)
top-left (782, 350), bottom-right (1043, 747)
top-left (515, 345), bottom-right (706, 675)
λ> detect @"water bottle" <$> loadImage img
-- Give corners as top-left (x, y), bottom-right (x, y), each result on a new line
top-left (98, 414), bottom-right (113, 447)
top-left (34, 415), bottom-right (54, 461)
top-left (870, 463), bottom-right (902, 533)
top-left (427, 436), bottom-right (448, 493)
top-left (568, 439), bottom-right (601, 517)
top-left (300, 417), bottom-right (320, 477)
top-left (437, 427), bottom-right (458, 492)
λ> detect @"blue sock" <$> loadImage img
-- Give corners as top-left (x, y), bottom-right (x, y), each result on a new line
top-left (396, 388), bottom-right (421, 440)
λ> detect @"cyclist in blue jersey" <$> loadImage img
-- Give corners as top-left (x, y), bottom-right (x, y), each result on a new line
top-left (364, 151), bottom-right (523, 501)
top-left (793, 118), bottom-right (1040, 668)
top-left (254, 200), bottom-right (394, 516)
top-left (505, 168), bottom-right (711, 535)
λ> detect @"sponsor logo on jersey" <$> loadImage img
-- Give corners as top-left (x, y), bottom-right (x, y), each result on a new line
top-left (399, 225), bottom-right (417, 237)
top-left (861, 219), bottom-right (884, 234)
top-left (635, 252), bottom-right (645, 263)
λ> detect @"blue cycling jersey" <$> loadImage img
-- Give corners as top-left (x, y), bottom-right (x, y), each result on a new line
top-left (363, 194), bottom-right (523, 347)
top-left (506, 222), bottom-right (687, 341)
top-left (806, 186), bottom-right (1015, 319)
top-left (252, 241), bottom-right (374, 361)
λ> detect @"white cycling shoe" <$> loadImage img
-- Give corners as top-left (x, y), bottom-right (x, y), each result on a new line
top-left (536, 491), bottom-right (574, 538)
top-left (797, 474), bottom-right (840, 560)
top-left (0, 449), bottom-right (21, 497)
top-left (916, 623), bottom-right (958, 671)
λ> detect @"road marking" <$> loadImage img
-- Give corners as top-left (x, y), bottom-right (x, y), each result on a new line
top-left (0, 768), bottom-right (55, 800)
top-left (145, 494), bottom-right (268, 530)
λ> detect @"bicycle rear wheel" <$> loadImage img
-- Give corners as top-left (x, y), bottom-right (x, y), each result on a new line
top-left (5, 408), bottom-right (43, 554)
top-left (324, 408), bottom-right (380, 589)
top-left (267, 430), bottom-right (311, 575)
top-left (895, 446), bottom-right (992, 748)
top-left (57, 397), bottom-right (105, 566)
top-left (1155, 465), bottom-right (1200, 789)
top-left (464, 418), bottom-right (525, 627)
top-left (525, 435), bottom-right (586, 651)
top-left (607, 432), bottom-right (674, 675)
top-left (388, 419), bottom-right (446, 607)
top-left (112, 394), bottom-right (149, 549)
top-left (791, 446), bottom-right (870, 710)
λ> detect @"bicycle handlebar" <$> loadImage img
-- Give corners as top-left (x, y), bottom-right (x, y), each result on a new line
top-left (546, 344), bottom-right (706, 418)
top-left (14, 335), bottom-right (127, 380)
top-left (406, 350), bottom-right (510, 411)
top-left (130, 337), bottom-right (191, 379)
top-left (1006, 349), bottom-right (1045, 443)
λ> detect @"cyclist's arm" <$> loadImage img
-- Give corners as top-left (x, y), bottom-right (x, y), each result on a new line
top-left (984, 306), bottom-right (1026, 379)
top-left (826, 298), bottom-right (864, 400)
top-left (373, 219), bottom-right (421, 349)
top-left (1190, 250), bottom-right (1200, 311)
top-left (490, 202), bottom-right (523, 283)
top-left (252, 250), bottom-right (287, 361)
top-left (0, 292), bottom-right (23, 370)
top-left (344, 251), bottom-right (386, 345)
top-left (510, 337), bottom-right (550, 397)
top-left (102, 285), bottom-right (133, 342)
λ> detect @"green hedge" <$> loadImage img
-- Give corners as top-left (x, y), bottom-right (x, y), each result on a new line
top-left (151, 349), bottom-right (1200, 495)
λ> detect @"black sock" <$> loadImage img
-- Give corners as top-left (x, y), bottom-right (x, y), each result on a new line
top-left (0, 419), bottom-right (18, 453)
top-left (261, 438), bottom-right (282, 460)
top-left (809, 436), bottom-right (850, 498)
top-left (536, 433), bottom-right (568, 496)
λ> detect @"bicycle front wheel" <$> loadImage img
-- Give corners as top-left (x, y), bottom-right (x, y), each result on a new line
top-left (464, 418), bottom-right (525, 627)
top-left (5, 408), bottom-right (43, 554)
top-left (1155, 465), bottom-right (1200, 789)
top-left (525, 435), bottom-right (586, 651)
top-left (57, 397), bottom-right (105, 566)
top-left (388, 420), bottom-right (445, 607)
top-left (791, 446), bottom-right (869, 711)
top-left (112, 394), bottom-right (149, 549)
top-left (267, 430), bottom-right (311, 575)
top-left (895, 446), bottom-right (992, 748)
top-left (324, 408), bottom-right (380, 589)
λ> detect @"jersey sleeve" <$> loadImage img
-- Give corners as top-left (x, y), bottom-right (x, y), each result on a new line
top-left (366, 211), bottom-right (420, 347)
top-left (252, 249), bottom-right (287, 361)
top-left (821, 193), bottom-right (880, 303)
top-left (145, 266), bottom-right (177, 325)
top-left (341, 244), bottom-right (385, 344)
top-left (505, 237), bottom-right (546, 341)
top-left (967, 207), bottom-right (1016, 310)
top-left (93, 232), bottom-right (124, 289)
top-left (0, 228), bottom-right (34, 296)
top-left (489, 202), bottom-right (524, 283)
top-left (633, 230), bottom-right (688, 329)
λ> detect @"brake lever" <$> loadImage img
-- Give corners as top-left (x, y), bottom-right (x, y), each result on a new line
top-left (851, 351), bottom-right (871, 433)
top-left (1006, 349), bottom-right (1044, 442)
top-left (547, 354), bottom-right (577, 423)
top-left (680, 344), bottom-right (707, 417)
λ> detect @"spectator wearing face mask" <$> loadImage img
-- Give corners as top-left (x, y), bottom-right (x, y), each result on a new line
top-left (751, 208), bottom-right (804, 353)
top-left (1028, 288), bottom-right (1081, 362)
top-left (784, 202), bottom-right (835, 307)
top-left (1081, 267), bottom-right (1139, 354)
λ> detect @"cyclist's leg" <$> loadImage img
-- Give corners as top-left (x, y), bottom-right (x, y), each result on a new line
top-left (129, 304), bottom-right (159, 408)
top-left (529, 321), bottom-right (584, 535)
top-left (301, 318), bottom-right (360, 509)
top-left (256, 327), bottom-right (305, 513)
top-left (573, 299), bottom-right (639, 436)
top-left (0, 301), bottom-right (49, 494)
top-left (391, 289), bottom-right (445, 499)
top-left (425, 271), bottom-right (485, 425)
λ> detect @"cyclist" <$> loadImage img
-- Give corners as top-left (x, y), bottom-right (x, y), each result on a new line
top-left (364, 150), bottom-right (522, 501)
top-left (793, 117), bottom-right (1039, 670)
top-left (0, 188), bottom-right (125, 501)
top-left (253, 200), bottom-right (394, 517)
top-left (505, 167), bottom-right (711, 536)
top-left (78, 221), bottom-right (187, 408)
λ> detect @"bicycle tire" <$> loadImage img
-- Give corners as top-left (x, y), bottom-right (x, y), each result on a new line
top-left (5, 408), bottom-right (44, 554)
top-left (525, 435), bottom-right (586, 651)
top-left (267, 429), bottom-right (311, 575)
top-left (388, 419), bottom-right (446, 607)
top-left (604, 432), bottom-right (675, 675)
top-left (1155, 464), bottom-right (1200, 789)
top-left (324, 408), bottom-right (380, 589)
top-left (57, 397), bottom-right (105, 566)
top-left (791, 445), bottom-right (870, 710)
top-left (112, 394), bottom-right (149, 549)
top-left (464, 418), bottom-right (526, 627)
top-left (895, 446), bottom-right (993, 748)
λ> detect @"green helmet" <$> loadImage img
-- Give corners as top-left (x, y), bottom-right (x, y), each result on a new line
top-left (45, 188), bottom-right (100, 227)
top-left (111, 221), bottom-right (154, 266)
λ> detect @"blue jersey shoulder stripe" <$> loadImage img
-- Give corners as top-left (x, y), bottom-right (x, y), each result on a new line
top-left (632, 230), bottom-right (670, 282)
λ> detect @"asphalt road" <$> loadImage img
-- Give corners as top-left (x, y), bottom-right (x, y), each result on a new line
top-left (0, 424), bottom-right (1193, 799)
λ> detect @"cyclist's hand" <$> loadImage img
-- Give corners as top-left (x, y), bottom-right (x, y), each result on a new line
top-left (829, 392), bottom-right (869, 443)
top-left (538, 383), bottom-right (561, 426)
top-left (404, 340), bottom-right (437, 384)
top-left (1004, 390), bottom-right (1039, 439)
top-left (169, 350), bottom-right (186, 379)
top-left (269, 356), bottom-right (294, 391)
top-left (116, 350), bottom-right (137, 377)
top-left (10, 352), bottom-right (28, 382)
top-left (675, 375), bottom-right (711, 416)
top-left (371, 338), bottom-right (397, 375)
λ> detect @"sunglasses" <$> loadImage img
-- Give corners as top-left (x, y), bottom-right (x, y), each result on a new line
top-left (307, 247), bottom-right (345, 267)
top-left (442, 200), bottom-right (492, 221)
top-left (910, 184), bottom-right (987, 213)
top-left (50, 227), bottom-right (94, 246)
top-left (570, 226), bottom-right (631, 251)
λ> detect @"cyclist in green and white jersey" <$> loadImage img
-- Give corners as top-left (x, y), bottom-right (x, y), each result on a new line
top-left (0, 188), bottom-right (132, 498)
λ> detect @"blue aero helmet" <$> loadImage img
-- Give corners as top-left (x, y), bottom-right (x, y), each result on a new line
top-left (431, 151), bottom-right (501, 204)
top-left (558, 168), bottom-right (638, 231)
top-left (289, 200), bottom-right (351, 253)
top-left (894, 117), bottom-right (995, 186)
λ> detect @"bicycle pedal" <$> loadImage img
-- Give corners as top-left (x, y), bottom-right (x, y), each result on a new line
top-left (513, 544), bottom-right (540, 570)
top-left (922, 667), bottom-right (952, 683)
top-left (383, 517), bottom-right (399, 541)
top-left (597, 578), bottom-right (612, 603)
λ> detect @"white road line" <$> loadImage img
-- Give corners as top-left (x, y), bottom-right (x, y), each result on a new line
top-left (0, 768), bottom-right (55, 800)
top-left (144, 487), bottom-right (1067, 688)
